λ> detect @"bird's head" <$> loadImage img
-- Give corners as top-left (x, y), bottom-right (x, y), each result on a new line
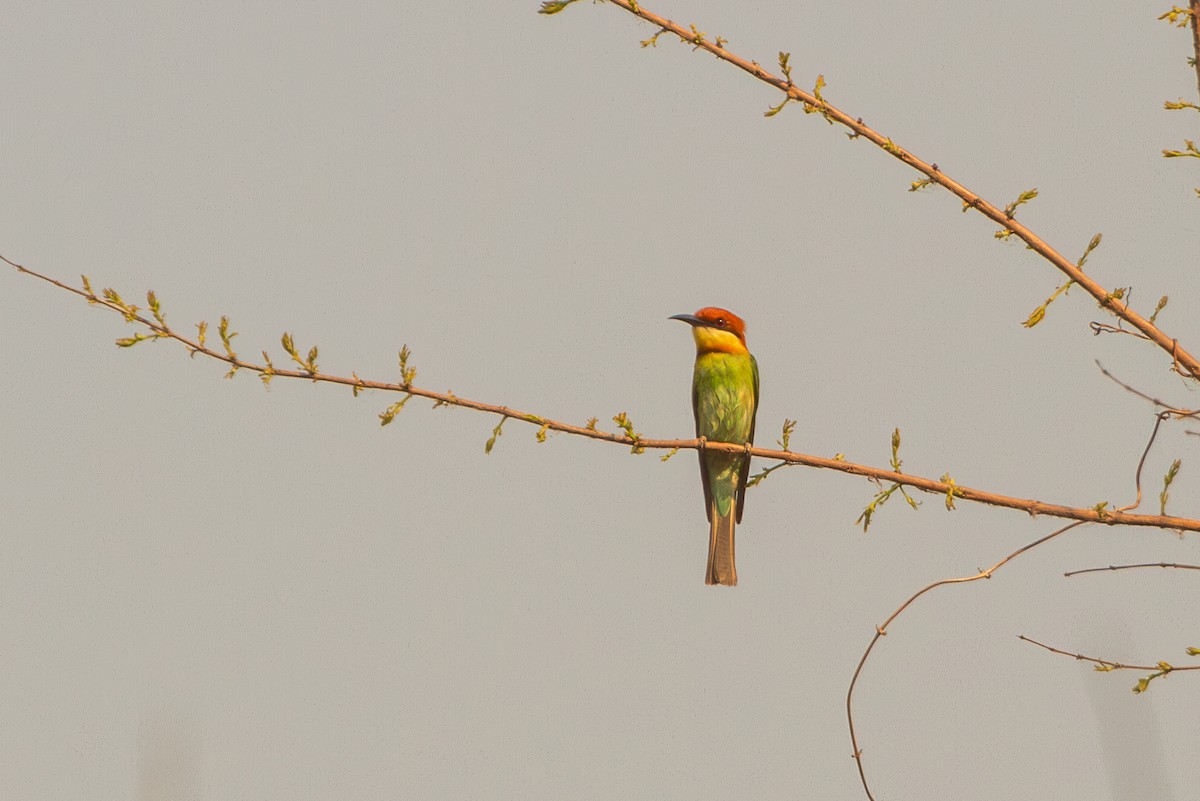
top-left (669, 307), bottom-right (749, 354)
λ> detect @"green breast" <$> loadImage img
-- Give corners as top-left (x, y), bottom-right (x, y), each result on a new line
top-left (693, 352), bottom-right (757, 444)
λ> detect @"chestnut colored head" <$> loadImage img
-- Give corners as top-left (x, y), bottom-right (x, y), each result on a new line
top-left (669, 307), bottom-right (750, 354)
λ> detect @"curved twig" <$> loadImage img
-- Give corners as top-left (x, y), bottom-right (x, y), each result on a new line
top-left (845, 353), bottom-right (1187, 798)
top-left (846, 521), bottom-right (1086, 801)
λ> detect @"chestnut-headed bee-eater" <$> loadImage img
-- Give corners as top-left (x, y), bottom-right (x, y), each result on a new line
top-left (670, 307), bottom-right (759, 586)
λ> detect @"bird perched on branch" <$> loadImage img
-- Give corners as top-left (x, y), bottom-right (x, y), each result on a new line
top-left (670, 307), bottom-right (759, 586)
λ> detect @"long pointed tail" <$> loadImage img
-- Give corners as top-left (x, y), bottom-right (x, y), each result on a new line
top-left (706, 497), bottom-right (737, 586)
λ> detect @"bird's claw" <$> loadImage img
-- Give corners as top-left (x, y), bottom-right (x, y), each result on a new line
top-left (697, 436), bottom-right (708, 451)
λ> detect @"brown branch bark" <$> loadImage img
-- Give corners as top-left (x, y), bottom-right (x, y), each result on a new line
top-left (588, 0), bottom-right (1200, 381)
top-left (1190, 0), bottom-right (1200, 102)
top-left (8, 256), bottom-right (1200, 534)
top-left (847, 521), bottom-right (1085, 801)
top-left (1064, 561), bottom-right (1200, 577)
top-left (1018, 634), bottom-right (1200, 673)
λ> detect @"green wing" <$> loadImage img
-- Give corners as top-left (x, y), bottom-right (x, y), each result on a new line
top-left (692, 374), bottom-right (715, 522)
top-left (734, 354), bottom-right (760, 524)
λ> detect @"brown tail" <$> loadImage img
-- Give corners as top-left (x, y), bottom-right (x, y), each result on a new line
top-left (706, 498), bottom-right (737, 586)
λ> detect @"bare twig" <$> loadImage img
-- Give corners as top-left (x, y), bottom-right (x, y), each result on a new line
top-left (583, 0), bottom-right (1200, 380)
top-left (9, 256), bottom-right (1200, 534)
top-left (1089, 320), bottom-right (1149, 340)
top-left (1190, 0), bottom-right (1200, 102)
top-left (1064, 562), bottom-right (1200, 577)
top-left (1018, 635), bottom-right (1200, 674)
top-left (844, 357), bottom-right (1188, 798)
top-left (846, 521), bottom-right (1086, 801)
top-left (1096, 361), bottom-right (1199, 415)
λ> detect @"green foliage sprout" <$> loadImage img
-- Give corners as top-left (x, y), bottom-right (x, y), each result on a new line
top-left (1160, 459), bottom-right (1182, 515)
top-left (1162, 139), bottom-right (1200, 158)
top-left (485, 417), bottom-right (507, 454)
top-left (856, 429), bottom-right (920, 531)
top-left (612, 412), bottom-right (644, 454)
top-left (537, 0), bottom-right (581, 15)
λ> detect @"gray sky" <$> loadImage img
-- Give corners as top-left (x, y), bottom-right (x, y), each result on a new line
top-left (3, 2), bottom-right (1199, 799)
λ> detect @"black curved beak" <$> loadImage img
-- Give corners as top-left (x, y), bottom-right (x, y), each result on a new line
top-left (669, 313), bottom-right (703, 327)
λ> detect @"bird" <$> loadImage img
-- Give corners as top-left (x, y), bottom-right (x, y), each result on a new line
top-left (669, 307), bottom-right (759, 586)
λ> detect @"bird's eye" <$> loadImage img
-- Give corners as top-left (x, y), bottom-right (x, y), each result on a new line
top-left (717, 317), bottom-right (726, 326)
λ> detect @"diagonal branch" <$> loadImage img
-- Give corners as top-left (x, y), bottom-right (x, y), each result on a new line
top-left (8, 255), bottom-right (1200, 534)
top-left (574, 0), bottom-right (1200, 380)
top-left (1018, 634), bottom-right (1200, 674)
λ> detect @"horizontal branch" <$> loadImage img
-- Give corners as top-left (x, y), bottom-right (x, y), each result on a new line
top-left (589, 0), bottom-right (1200, 380)
top-left (8, 256), bottom-right (1199, 534)
top-left (1064, 561), bottom-right (1200, 577)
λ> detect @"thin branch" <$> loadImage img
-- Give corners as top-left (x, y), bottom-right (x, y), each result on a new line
top-left (586, 0), bottom-right (1200, 380)
top-left (1064, 562), bottom-right (1200, 577)
top-left (846, 521), bottom-right (1086, 801)
top-left (1018, 635), bottom-right (1200, 674)
top-left (9, 256), bottom-right (1200, 534)
top-left (1191, 0), bottom-right (1200, 102)
top-left (845, 371), bottom-right (1189, 798)
top-left (1096, 361), bottom-right (1199, 416)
